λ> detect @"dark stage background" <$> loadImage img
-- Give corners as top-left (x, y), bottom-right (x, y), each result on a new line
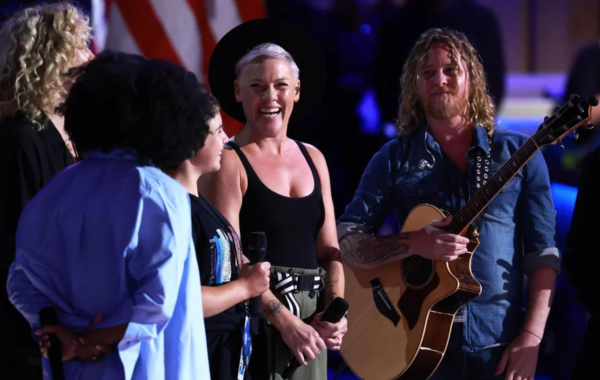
top-left (2, 1), bottom-right (600, 379)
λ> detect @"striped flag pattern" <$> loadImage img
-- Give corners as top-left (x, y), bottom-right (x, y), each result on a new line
top-left (92, 0), bottom-right (266, 135)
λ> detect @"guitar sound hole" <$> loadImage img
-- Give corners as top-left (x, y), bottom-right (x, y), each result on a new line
top-left (401, 256), bottom-right (434, 288)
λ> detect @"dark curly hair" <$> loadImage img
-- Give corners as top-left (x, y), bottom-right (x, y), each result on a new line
top-left (64, 50), bottom-right (219, 170)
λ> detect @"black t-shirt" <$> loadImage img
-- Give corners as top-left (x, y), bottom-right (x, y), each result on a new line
top-left (190, 194), bottom-right (247, 379)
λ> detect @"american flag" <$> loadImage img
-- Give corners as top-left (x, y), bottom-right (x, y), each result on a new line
top-left (91, 0), bottom-right (266, 134)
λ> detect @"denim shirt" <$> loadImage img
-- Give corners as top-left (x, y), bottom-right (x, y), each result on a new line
top-left (338, 125), bottom-right (560, 352)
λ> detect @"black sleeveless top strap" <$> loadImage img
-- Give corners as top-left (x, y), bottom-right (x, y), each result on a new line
top-left (227, 140), bottom-right (325, 269)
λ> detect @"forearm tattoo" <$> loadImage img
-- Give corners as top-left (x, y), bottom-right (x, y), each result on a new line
top-left (325, 263), bottom-right (340, 303)
top-left (340, 232), bottom-right (410, 269)
top-left (262, 300), bottom-right (283, 319)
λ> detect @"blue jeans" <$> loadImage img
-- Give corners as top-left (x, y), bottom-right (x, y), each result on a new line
top-left (428, 345), bottom-right (507, 380)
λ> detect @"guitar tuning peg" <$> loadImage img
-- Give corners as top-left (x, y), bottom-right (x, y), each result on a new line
top-left (573, 131), bottom-right (579, 140)
top-left (559, 139), bottom-right (565, 149)
top-left (587, 122), bottom-right (595, 130)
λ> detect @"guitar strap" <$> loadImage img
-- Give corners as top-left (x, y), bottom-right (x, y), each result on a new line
top-left (455, 130), bottom-right (493, 324)
top-left (475, 130), bottom-right (494, 190)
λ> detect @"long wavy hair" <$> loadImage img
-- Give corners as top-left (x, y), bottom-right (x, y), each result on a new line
top-left (0, 3), bottom-right (91, 128)
top-left (397, 28), bottom-right (496, 136)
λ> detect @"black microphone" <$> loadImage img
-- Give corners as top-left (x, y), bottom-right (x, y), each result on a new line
top-left (39, 307), bottom-right (65, 380)
top-left (248, 232), bottom-right (267, 335)
top-left (282, 297), bottom-right (349, 379)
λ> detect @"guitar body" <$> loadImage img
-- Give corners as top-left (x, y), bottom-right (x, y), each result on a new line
top-left (340, 204), bottom-right (482, 380)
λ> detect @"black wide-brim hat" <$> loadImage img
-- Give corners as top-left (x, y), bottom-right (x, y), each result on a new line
top-left (208, 18), bottom-right (326, 124)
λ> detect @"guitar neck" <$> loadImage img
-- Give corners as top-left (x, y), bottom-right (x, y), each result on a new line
top-left (447, 138), bottom-right (540, 235)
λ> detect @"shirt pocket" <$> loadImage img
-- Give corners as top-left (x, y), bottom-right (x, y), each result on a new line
top-left (401, 180), bottom-right (439, 211)
top-left (478, 175), bottom-right (522, 218)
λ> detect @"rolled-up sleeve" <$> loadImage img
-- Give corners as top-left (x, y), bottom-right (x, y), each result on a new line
top-left (519, 150), bottom-right (560, 274)
top-left (337, 222), bottom-right (373, 242)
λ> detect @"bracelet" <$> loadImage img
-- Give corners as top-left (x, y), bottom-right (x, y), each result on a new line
top-left (521, 329), bottom-right (543, 341)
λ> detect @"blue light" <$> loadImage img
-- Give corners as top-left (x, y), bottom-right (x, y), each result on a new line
top-left (359, 23), bottom-right (372, 35)
top-left (552, 182), bottom-right (578, 216)
top-left (494, 116), bottom-right (541, 136)
top-left (551, 182), bottom-right (578, 250)
top-left (357, 88), bottom-right (381, 135)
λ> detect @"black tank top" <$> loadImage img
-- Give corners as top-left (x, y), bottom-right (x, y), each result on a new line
top-left (228, 140), bottom-right (325, 269)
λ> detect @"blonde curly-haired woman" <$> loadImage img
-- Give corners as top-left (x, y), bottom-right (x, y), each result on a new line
top-left (0, 3), bottom-right (93, 378)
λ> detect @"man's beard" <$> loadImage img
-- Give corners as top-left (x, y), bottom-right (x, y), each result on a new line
top-left (422, 88), bottom-right (468, 120)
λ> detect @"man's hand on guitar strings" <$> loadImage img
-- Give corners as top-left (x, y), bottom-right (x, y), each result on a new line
top-left (410, 216), bottom-right (470, 261)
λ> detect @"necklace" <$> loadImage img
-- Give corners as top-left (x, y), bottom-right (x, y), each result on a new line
top-left (65, 139), bottom-right (80, 162)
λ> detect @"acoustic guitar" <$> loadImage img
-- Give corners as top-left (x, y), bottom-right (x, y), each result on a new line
top-left (340, 94), bottom-right (596, 380)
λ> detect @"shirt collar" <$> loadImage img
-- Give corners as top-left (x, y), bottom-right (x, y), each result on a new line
top-left (85, 147), bottom-right (143, 162)
top-left (416, 124), bottom-right (492, 155)
top-left (415, 123), bottom-right (440, 153)
top-left (469, 125), bottom-right (492, 156)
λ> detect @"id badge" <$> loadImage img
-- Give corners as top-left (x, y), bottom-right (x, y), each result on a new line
top-left (237, 314), bottom-right (252, 380)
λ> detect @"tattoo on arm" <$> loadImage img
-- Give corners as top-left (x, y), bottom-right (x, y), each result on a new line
top-left (340, 232), bottom-right (410, 269)
top-left (325, 264), bottom-right (340, 303)
top-left (262, 300), bottom-right (283, 319)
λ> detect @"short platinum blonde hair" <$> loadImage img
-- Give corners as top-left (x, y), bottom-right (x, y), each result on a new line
top-left (0, 2), bottom-right (91, 127)
top-left (235, 43), bottom-right (300, 80)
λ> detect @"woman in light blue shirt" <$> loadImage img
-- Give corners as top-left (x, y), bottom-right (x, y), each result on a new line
top-left (7, 51), bottom-right (213, 380)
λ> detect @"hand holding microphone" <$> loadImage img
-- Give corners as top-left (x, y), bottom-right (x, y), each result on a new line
top-left (246, 232), bottom-right (271, 334)
top-left (311, 297), bottom-right (349, 351)
top-left (39, 307), bottom-right (66, 380)
top-left (281, 297), bottom-right (349, 378)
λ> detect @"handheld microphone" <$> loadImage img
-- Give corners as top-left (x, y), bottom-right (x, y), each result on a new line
top-left (248, 232), bottom-right (267, 334)
top-left (39, 307), bottom-right (65, 380)
top-left (281, 297), bottom-right (349, 379)
top-left (247, 231), bottom-right (267, 264)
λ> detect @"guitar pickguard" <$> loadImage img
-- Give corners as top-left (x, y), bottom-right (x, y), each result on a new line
top-left (370, 278), bottom-right (401, 326)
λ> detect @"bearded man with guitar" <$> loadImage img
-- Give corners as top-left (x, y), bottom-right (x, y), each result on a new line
top-left (337, 28), bottom-right (569, 380)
